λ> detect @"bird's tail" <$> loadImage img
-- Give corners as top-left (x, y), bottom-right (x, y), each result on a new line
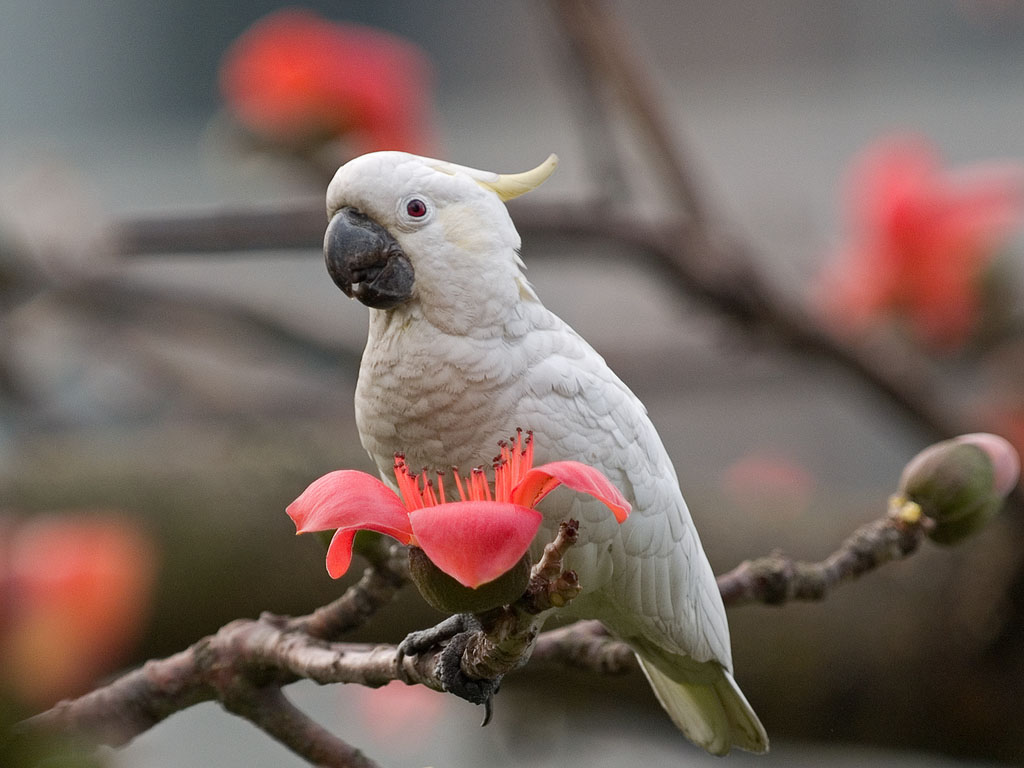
top-left (637, 655), bottom-right (769, 755)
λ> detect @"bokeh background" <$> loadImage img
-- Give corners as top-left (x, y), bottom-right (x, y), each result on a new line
top-left (3, 1), bottom-right (1024, 766)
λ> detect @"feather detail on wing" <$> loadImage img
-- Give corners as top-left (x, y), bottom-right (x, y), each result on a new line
top-left (523, 309), bottom-right (732, 667)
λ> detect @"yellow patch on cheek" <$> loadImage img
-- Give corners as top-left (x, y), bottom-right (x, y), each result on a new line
top-left (438, 205), bottom-right (491, 254)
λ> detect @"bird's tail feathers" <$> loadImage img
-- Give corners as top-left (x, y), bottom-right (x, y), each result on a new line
top-left (637, 655), bottom-right (769, 755)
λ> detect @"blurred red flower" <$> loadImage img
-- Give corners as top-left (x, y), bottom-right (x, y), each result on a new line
top-left (347, 680), bottom-right (445, 755)
top-left (818, 135), bottom-right (1024, 348)
top-left (0, 513), bottom-right (156, 708)
top-left (219, 8), bottom-right (436, 154)
top-left (979, 405), bottom-right (1024, 465)
top-left (720, 451), bottom-right (815, 521)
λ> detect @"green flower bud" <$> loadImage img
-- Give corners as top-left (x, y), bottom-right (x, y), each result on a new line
top-left (898, 433), bottom-right (1019, 545)
top-left (408, 546), bottom-right (532, 614)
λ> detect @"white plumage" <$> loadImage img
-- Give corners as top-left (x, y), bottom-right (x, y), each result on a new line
top-left (325, 151), bottom-right (768, 755)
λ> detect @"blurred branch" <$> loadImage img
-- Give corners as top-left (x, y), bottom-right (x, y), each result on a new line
top-left (106, 196), bottom-right (965, 442)
top-left (61, 275), bottom-right (362, 372)
top-left (97, 4), bottom-right (972, 448)
top-left (91, 1), bottom-right (993, 451)
top-left (549, 0), bottom-right (712, 224)
top-left (547, 0), bottom-right (971, 444)
top-left (113, 199), bottom-right (324, 256)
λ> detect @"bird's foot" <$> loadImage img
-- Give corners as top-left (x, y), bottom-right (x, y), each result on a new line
top-left (397, 614), bottom-right (502, 725)
top-left (397, 613), bottom-right (471, 657)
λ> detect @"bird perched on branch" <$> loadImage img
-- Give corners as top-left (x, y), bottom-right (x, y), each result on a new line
top-left (321, 150), bottom-right (768, 755)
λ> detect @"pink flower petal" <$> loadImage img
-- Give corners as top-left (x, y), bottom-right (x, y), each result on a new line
top-left (325, 528), bottom-right (358, 579)
top-left (287, 470), bottom-right (414, 579)
top-left (511, 461), bottom-right (631, 523)
top-left (409, 501), bottom-right (542, 588)
top-left (940, 164), bottom-right (1024, 247)
top-left (846, 135), bottom-right (936, 236)
top-left (287, 470), bottom-right (411, 537)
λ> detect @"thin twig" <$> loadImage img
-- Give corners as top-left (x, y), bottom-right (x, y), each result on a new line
top-left (716, 509), bottom-right (928, 608)
top-left (113, 199), bottom-right (324, 256)
top-left (549, 0), bottom-right (712, 224)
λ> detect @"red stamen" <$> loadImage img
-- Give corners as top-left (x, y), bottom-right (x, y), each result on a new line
top-left (494, 458), bottom-right (507, 503)
top-left (452, 467), bottom-right (467, 501)
top-left (469, 468), bottom-right (480, 501)
top-left (508, 431), bottom-right (521, 484)
top-left (436, 471), bottom-right (446, 504)
top-left (422, 477), bottom-right (438, 507)
top-left (471, 467), bottom-right (490, 502)
top-left (394, 456), bottom-right (422, 510)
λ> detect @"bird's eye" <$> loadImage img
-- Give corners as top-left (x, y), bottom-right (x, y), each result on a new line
top-left (406, 198), bottom-right (428, 218)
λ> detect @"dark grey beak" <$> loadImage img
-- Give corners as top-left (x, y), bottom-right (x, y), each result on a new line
top-left (324, 207), bottom-right (414, 309)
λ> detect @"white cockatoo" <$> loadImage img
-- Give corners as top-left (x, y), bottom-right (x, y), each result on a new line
top-left (321, 151), bottom-right (768, 755)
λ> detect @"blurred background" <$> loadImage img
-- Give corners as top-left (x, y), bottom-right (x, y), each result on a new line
top-left (2, 1), bottom-right (1024, 766)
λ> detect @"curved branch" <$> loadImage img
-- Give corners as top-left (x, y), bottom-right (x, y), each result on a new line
top-left (23, 501), bottom-right (940, 754)
top-left (20, 524), bottom-right (583, 754)
top-left (22, 649), bottom-right (209, 747)
top-left (531, 504), bottom-right (935, 672)
top-left (716, 504), bottom-right (929, 608)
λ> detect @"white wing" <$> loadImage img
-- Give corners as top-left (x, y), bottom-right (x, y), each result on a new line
top-left (514, 305), bottom-right (767, 753)
top-left (514, 304), bottom-right (732, 670)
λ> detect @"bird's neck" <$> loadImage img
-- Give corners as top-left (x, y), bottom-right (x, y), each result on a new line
top-left (384, 263), bottom-right (535, 339)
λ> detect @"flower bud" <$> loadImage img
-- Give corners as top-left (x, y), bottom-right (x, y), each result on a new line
top-left (897, 433), bottom-right (1020, 545)
top-left (408, 546), bottom-right (532, 614)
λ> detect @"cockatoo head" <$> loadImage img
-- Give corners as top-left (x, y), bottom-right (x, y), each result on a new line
top-left (323, 151), bottom-right (557, 318)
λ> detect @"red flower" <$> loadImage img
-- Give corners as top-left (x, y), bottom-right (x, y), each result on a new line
top-left (219, 9), bottom-right (436, 153)
top-left (287, 431), bottom-right (630, 589)
top-left (0, 513), bottom-right (156, 707)
top-left (818, 135), bottom-right (1024, 348)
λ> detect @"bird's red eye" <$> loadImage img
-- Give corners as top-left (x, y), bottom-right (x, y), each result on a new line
top-left (406, 198), bottom-right (428, 218)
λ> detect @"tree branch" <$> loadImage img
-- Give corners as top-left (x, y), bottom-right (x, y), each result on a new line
top-left (716, 501), bottom-right (930, 608)
top-left (22, 500), bottom-right (943, 755)
top-left (531, 502), bottom-right (937, 673)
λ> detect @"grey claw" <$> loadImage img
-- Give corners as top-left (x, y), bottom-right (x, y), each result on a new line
top-left (397, 614), bottom-right (502, 722)
top-left (480, 696), bottom-right (493, 727)
top-left (397, 614), bottom-right (468, 657)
